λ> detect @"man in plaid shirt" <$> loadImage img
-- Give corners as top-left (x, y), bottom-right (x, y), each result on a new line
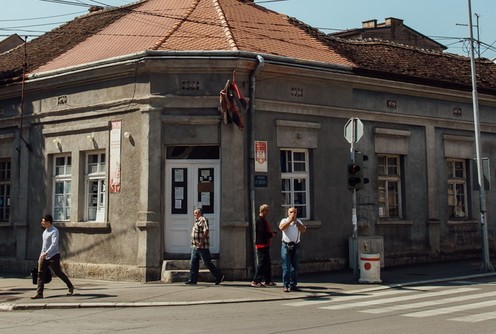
top-left (185, 208), bottom-right (225, 285)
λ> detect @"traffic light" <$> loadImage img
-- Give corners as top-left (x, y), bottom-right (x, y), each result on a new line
top-left (347, 151), bottom-right (369, 191)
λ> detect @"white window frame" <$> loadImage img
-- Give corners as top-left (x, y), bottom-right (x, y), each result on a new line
top-left (53, 154), bottom-right (72, 222)
top-left (280, 148), bottom-right (310, 219)
top-left (378, 154), bottom-right (402, 219)
top-left (447, 158), bottom-right (468, 219)
top-left (0, 159), bottom-right (10, 222)
top-left (85, 151), bottom-right (106, 222)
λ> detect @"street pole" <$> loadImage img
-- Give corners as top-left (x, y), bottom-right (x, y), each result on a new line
top-left (467, 0), bottom-right (493, 272)
top-left (350, 125), bottom-right (358, 279)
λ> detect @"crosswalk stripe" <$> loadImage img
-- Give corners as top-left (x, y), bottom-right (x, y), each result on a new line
top-left (404, 299), bottom-right (496, 317)
top-left (284, 286), bottom-right (438, 307)
top-left (362, 289), bottom-right (496, 314)
top-left (450, 310), bottom-right (496, 323)
top-left (319, 287), bottom-right (477, 310)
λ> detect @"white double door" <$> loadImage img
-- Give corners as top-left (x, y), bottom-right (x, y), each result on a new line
top-left (165, 160), bottom-right (220, 254)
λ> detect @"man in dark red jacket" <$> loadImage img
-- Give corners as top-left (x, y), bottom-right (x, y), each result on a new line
top-left (251, 204), bottom-right (277, 287)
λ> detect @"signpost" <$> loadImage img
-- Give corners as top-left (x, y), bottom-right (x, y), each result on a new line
top-left (344, 117), bottom-right (363, 278)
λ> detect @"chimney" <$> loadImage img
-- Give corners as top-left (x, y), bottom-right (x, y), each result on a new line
top-left (362, 19), bottom-right (378, 29)
top-left (384, 17), bottom-right (403, 27)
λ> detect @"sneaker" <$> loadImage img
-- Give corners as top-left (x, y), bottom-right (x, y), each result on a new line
top-left (67, 287), bottom-right (74, 296)
top-left (215, 274), bottom-right (225, 285)
top-left (250, 281), bottom-right (264, 287)
top-left (31, 294), bottom-right (43, 299)
top-left (264, 281), bottom-right (277, 287)
top-left (185, 281), bottom-right (197, 285)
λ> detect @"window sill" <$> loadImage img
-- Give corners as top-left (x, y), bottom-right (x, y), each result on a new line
top-left (55, 221), bottom-right (110, 230)
top-left (0, 222), bottom-right (11, 228)
top-left (377, 220), bottom-right (413, 226)
top-left (303, 220), bottom-right (321, 229)
top-left (447, 219), bottom-right (478, 225)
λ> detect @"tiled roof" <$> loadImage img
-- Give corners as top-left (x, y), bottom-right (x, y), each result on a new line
top-left (326, 37), bottom-right (496, 93)
top-left (0, 0), bottom-right (351, 78)
top-left (0, 3), bottom-right (138, 82)
top-left (0, 0), bottom-right (495, 94)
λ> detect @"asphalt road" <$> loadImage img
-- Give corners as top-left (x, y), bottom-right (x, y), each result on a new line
top-left (1, 276), bottom-right (496, 334)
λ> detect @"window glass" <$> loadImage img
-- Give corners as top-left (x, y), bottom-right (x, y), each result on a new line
top-left (0, 160), bottom-right (10, 221)
top-left (280, 149), bottom-right (310, 219)
top-left (378, 154), bottom-right (402, 219)
top-left (447, 159), bottom-right (467, 219)
top-left (53, 155), bottom-right (72, 221)
top-left (86, 152), bottom-right (106, 222)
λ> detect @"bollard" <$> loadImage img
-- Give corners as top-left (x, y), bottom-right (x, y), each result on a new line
top-left (359, 253), bottom-right (382, 283)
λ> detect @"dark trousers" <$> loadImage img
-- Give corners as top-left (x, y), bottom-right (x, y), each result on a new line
top-left (253, 246), bottom-right (272, 283)
top-left (36, 253), bottom-right (73, 295)
top-left (189, 247), bottom-right (221, 283)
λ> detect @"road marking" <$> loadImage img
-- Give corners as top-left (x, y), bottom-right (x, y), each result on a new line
top-left (450, 310), bottom-right (496, 323)
top-left (362, 289), bottom-right (496, 314)
top-left (320, 287), bottom-right (477, 310)
top-left (283, 286), bottom-right (439, 307)
top-left (404, 299), bottom-right (496, 317)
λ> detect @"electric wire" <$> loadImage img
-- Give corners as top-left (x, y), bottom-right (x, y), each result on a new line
top-left (2, 0), bottom-right (495, 60)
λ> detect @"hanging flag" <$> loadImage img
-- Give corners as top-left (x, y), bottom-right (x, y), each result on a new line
top-left (219, 72), bottom-right (247, 130)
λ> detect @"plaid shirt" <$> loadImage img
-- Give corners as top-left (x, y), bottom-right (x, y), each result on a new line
top-left (191, 215), bottom-right (210, 249)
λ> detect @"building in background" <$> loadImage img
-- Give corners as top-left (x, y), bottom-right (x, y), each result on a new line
top-left (0, 0), bottom-right (495, 282)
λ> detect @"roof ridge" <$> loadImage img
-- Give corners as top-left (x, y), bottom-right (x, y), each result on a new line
top-left (151, 0), bottom-right (201, 51)
top-left (213, 0), bottom-right (238, 50)
top-left (329, 36), bottom-right (470, 59)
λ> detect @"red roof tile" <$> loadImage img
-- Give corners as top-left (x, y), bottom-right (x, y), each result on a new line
top-left (31, 0), bottom-right (352, 73)
top-left (326, 37), bottom-right (496, 92)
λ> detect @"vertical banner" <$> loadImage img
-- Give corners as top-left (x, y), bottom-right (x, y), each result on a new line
top-left (109, 120), bottom-right (122, 193)
top-left (254, 140), bottom-right (268, 172)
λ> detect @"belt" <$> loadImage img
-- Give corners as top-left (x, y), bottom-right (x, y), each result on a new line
top-left (282, 241), bottom-right (299, 245)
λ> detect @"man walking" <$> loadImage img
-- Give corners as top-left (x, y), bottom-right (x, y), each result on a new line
top-left (185, 208), bottom-right (224, 285)
top-left (32, 214), bottom-right (74, 299)
top-left (279, 207), bottom-right (306, 292)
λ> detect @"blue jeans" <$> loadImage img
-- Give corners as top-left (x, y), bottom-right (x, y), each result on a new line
top-left (189, 247), bottom-right (221, 283)
top-left (281, 242), bottom-right (301, 288)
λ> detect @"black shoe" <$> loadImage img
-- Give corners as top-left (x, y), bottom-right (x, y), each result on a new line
top-left (31, 294), bottom-right (43, 299)
top-left (215, 274), bottom-right (225, 285)
top-left (67, 286), bottom-right (74, 296)
top-left (185, 281), bottom-right (197, 285)
top-left (290, 286), bottom-right (301, 292)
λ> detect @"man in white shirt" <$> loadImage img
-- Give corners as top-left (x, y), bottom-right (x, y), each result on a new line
top-left (31, 214), bottom-right (74, 299)
top-left (279, 207), bottom-right (306, 292)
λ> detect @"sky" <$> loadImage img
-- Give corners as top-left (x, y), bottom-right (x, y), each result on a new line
top-left (2, 0), bottom-right (495, 60)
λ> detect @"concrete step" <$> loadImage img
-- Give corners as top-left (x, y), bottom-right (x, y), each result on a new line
top-left (161, 260), bottom-right (218, 283)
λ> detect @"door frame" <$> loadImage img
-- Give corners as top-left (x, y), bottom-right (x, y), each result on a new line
top-left (165, 159), bottom-right (220, 254)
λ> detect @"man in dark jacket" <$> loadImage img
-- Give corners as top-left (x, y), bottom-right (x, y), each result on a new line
top-left (251, 204), bottom-right (277, 287)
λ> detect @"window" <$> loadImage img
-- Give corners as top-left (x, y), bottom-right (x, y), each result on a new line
top-left (377, 155), bottom-right (402, 219)
top-left (86, 152), bottom-right (106, 222)
top-left (53, 155), bottom-right (72, 221)
top-left (447, 159), bottom-right (468, 219)
top-left (281, 149), bottom-right (309, 219)
top-left (0, 159), bottom-right (10, 221)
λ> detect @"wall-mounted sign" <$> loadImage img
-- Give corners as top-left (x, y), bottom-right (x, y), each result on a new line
top-left (109, 120), bottom-right (122, 193)
top-left (255, 140), bottom-right (268, 172)
top-left (255, 175), bottom-right (268, 188)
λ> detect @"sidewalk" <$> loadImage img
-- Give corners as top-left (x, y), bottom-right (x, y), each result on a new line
top-left (1, 259), bottom-right (495, 311)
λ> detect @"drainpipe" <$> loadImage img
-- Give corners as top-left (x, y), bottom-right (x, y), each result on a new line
top-left (248, 55), bottom-right (265, 274)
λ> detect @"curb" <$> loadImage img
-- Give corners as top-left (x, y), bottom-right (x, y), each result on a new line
top-left (2, 272), bottom-right (496, 311)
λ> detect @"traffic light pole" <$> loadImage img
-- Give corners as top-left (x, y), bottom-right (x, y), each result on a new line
top-left (350, 145), bottom-right (359, 279)
top-left (344, 117), bottom-right (364, 279)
